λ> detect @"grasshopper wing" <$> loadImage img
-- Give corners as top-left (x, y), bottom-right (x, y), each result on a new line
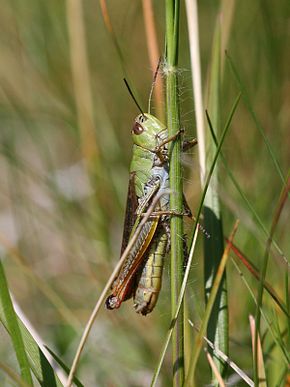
top-left (120, 172), bottom-right (138, 256)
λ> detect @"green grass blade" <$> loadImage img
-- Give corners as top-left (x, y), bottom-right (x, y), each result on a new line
top-left (151, 94), bottom-right (240, 386)
top-left (203, 17), bottom-right (228, 380)
top-left (185, 95), bottom-right (240, 385)
top-left (206, 114), bottom-right (288, 265)
top-left (44, 346), bottom-right (84, 387)
top-left (0, 261), bottom-right (33, 385)
top-left (0, 261), bottom-right (63, 386)
top-left (165, 1), bottom-right (184, 386)
top-left (186, 221), bottom-right (239, 385)
top-left (254, 175), bottom-right (290, 384)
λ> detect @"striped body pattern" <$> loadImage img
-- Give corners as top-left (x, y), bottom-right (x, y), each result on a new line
top-left (105, 112), bottom-right (195, 315)
top-left (106, 113), bottom-right (170, 315)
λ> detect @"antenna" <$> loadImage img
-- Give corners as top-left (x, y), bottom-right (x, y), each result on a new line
top-left (148, 57), bottom-right (162, 114)
top-left (123, 79), bottom-right (145, 117)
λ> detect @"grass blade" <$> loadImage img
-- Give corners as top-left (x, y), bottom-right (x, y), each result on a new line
top-left (0, 261), bottom-right (33, 385)
top-left (165, 1), bottom-right (185, 386)
top-left (226, 52), bottom-right (286, 186)
top-left (203, 17), bottom-right (228, 379)
top-left (186, 221), bottom-right (239, 385)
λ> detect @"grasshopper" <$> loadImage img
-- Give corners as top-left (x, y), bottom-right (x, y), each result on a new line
top-left (105, 109), bottom-right (197, 315)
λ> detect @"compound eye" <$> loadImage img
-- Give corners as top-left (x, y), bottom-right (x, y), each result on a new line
top-left (132, 122), bottom-right (144, 135)
top-left (137, 114), bottom-right (147, 124)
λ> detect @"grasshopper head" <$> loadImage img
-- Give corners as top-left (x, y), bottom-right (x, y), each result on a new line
top-left (131, 113), bottom-right (167, 150)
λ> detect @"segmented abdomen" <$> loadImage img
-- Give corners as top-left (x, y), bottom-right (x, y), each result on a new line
top-left (133, 229), bottom-right (168, 315)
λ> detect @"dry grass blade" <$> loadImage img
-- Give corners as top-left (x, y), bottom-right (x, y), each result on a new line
top-left (249, 315), bottom-right (267, 387)
top-left (142, 0), bottom-right (164, 120)
top-left (185, 0), bottom-right (206, 183)
top-left (66, 190), bottom-right (171, 387)
top-left (227, 240), bottom-right (288, 316)
top-left (66, 0), bottom-right (98, 169)
top-left (188, 319), bottom-right (254, 386)
top-left (205, 349), bottom-right (226, 387)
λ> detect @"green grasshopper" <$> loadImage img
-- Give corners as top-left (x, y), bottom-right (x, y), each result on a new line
top-left (105, 109), bottom-right (197, 315)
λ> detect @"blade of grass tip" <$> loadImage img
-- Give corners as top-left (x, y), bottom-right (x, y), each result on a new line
top-left (0, 261), bottom-right (33, 385)
top-left (142, 0), bottom-right (164, 121)
top-left (225, 52), bottom-right (286, 186)
top-left (66, 191), bottom-right (170, 387)
top-left (152, 94), bottom-right (240, 386)
top-left (0, 361), bottom-right (30, 387)
top-left (12, 298), bottom-right (68, 385)
top-left (249, 316), bottom-right (267, 387)
top-left (206, 112), bottom-right (289, 267)
top-left (188, 320), bottom-right (254, 386)
top-left (185, 220), bottom-right (239, 385)
top-left (165, 1), bottom-right (185, 386)
top-left (203, 16), bottom-right (229, 380)
top-left (254, 174), bottom-right (290, 385)
top-left (205, 349), bottom-right (226, 387)
top-left (44, 346), bottom-right (84, 387)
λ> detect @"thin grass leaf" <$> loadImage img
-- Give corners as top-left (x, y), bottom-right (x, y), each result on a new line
top-left (203, 17), bottom-right (228, 380)
top-left (0, 261), bottom-right (33, 385)
top-left (254, 175), bottom-right (290, 385)
top-left (231, 259), bottom-right (290, 366)
top-left (185, 0), bottom-right (206, 182)
top-left (186, 221), bottom-right (239, 385)
top-left (151, 94), bottom-right (240, 386)
top-left (271, 311), bottom-right (290, 363)
top-left (44, 346), bottom-right (84, 387)
top-left (0, 262), bottom-right (63, 386)
top-left (227, 241), bottom-right (288, 317)
top-left (225, 52), bottom-right (286, 186)
top-left (66, 191), bottom-right (169, 387)
top-left (206, 111), bottom-right (288, 266)
top-left (188, 320), bottom-right (254, 386)
top-left (205, 349), bottom-right (226, 387)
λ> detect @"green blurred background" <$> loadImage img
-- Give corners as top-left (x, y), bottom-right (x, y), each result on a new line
top-left (0, 1), bottom-right (289, 385)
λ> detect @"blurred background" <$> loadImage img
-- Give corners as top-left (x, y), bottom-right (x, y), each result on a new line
top-left (0, 0), bottom-right (289, 385)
